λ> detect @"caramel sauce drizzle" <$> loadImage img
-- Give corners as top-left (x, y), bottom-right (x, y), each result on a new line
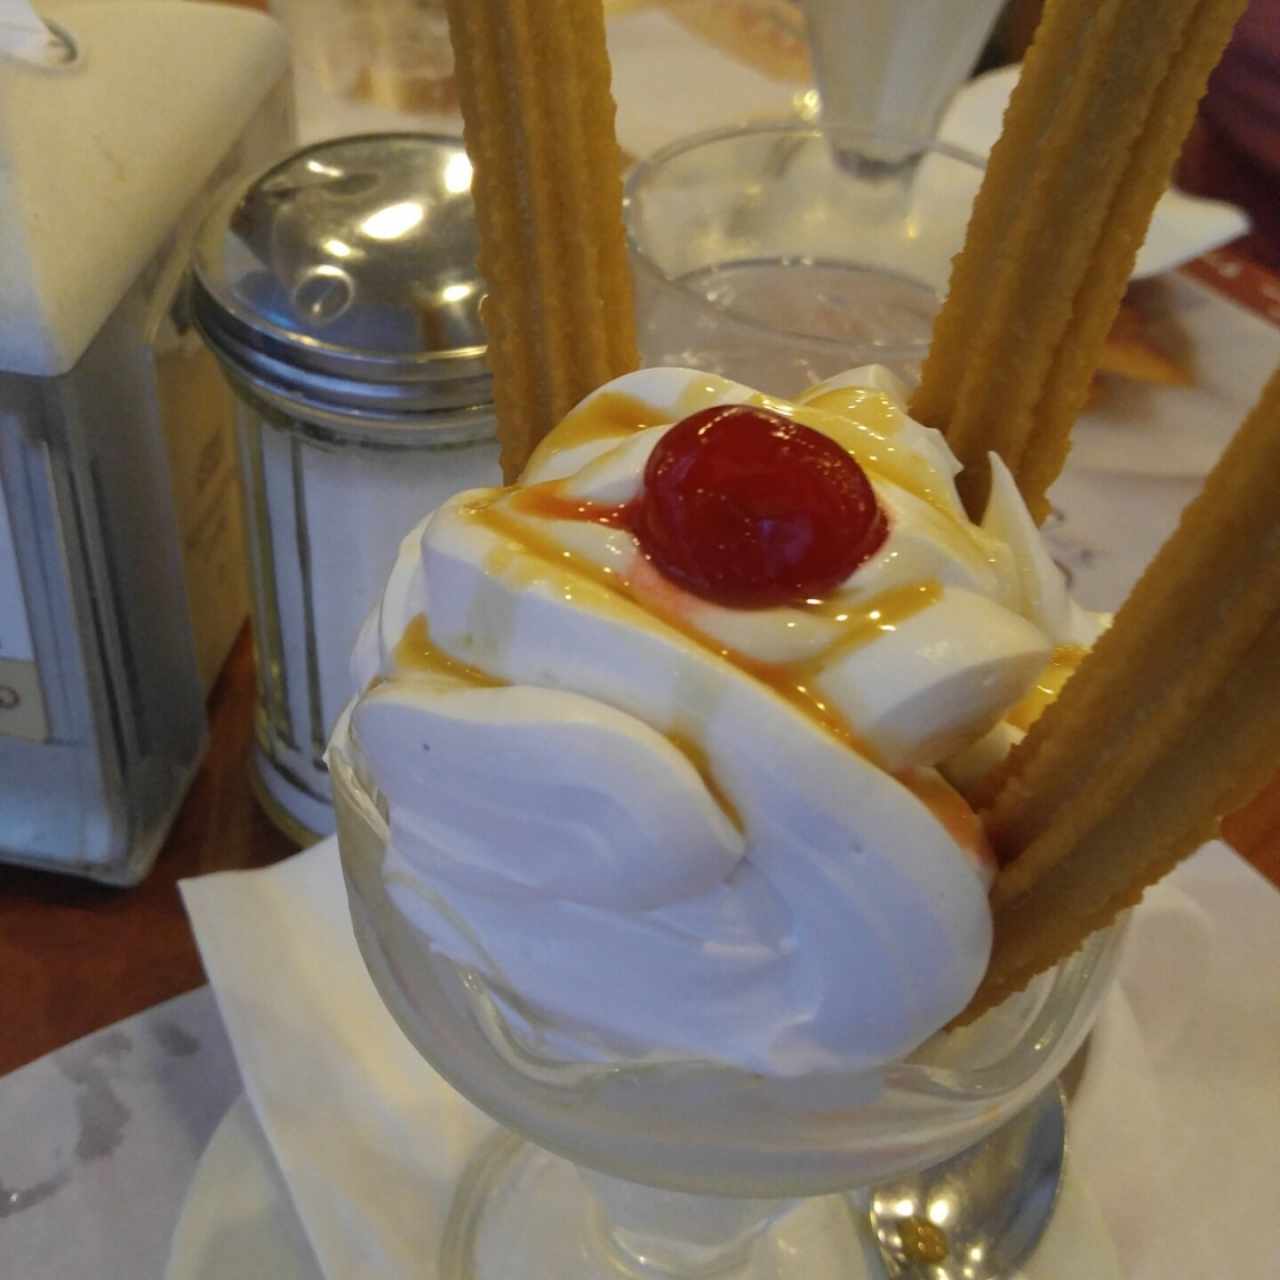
top-left (395, 613), bottom-right (505, 687)
top-left (522, 391), bottom-right (672, 474)
top-left (395, 594), bottom-right (746, 832)
top-left (899, 766), bottom-right (995, 865)
top-left (797, 385), bottom-right (903, 435)
top-left (1004, 644), bottom-right (1086, 732)
top-left (475, 484), bottom-right (941, 767)
top-left (508, 485), bottom-right (629, 528)
top-left (668, 730), bottom-right (744, 833)
top-left (675, 377), bottom-right (745, 417)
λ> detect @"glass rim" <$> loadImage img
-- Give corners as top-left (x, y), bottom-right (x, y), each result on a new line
top-left (625, 118), bottom-right (989, 184)
top-left (622, 119), bottom-right (988, 359)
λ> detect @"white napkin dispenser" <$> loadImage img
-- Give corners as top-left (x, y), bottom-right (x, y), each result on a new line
top-left (0, 2), bottom-right (291, 882)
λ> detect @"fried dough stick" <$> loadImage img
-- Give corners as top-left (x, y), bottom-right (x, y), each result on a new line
top-left (912, 0), bottom-right (1249, 521)
top-left (959, 366), bottom-right (1280, 1021)
top-left (443, 0), bottom-right (638, 480)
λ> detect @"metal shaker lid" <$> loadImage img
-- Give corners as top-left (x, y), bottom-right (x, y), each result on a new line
top-left (191, 133), bottom-right (491, 416)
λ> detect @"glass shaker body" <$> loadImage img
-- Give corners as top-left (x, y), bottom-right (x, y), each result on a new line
top-left (0, 287), bottom-right (206, 882)
top-left (192, 133), bottom-right (499, 841)
top-left (227, 383), bottom-right (497, 840)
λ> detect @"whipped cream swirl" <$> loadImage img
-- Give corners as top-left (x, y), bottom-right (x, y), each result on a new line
top-left (341, 365), bottom-right (1099, 1076)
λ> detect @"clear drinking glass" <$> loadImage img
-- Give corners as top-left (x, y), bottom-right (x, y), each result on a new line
top-left (330, 727), bottom-right (1124, 1279)
top-left (624, 123), bottom-right (987, 397)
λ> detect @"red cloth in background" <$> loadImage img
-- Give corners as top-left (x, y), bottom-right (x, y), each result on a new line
top-left (1178, 0), bottom-right (1280, 269)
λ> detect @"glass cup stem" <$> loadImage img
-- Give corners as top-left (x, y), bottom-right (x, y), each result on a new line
top-left (579, 1165), bottom-right (793, 1277)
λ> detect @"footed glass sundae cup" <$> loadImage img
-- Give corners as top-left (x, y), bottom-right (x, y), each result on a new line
top-left (330, 728), bottom-right (1124, 1279)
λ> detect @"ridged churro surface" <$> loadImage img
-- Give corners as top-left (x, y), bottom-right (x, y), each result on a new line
top-left (443, 0), bottom-right (639, 480)
top-left (958, 366), bottom-right (1280, 1021)
top-left (911, 0), bottom-right (1249, 521)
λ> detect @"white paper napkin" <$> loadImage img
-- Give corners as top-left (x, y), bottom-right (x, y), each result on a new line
top-left (1065, 272), bottom-right (1280, 481)
top-left (1073, 849), bottom-right (1280, 1278)
top-left (181, 839), bottom-right (1280, 1279)
top-left (0, 0), bottom-right (59, 63)
top-left (181, 848), bottom-right (496, 1279)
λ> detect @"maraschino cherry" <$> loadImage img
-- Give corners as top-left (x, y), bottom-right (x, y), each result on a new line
top-left (631, 404), bottom-right (887, 608)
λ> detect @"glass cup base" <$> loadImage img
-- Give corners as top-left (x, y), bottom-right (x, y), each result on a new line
top-left (439, 1131), bottom-right (873, 1280)
top-left (248, 746), bottom-right (329, 846)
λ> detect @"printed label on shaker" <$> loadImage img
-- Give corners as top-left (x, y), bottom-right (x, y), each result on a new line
top-left (0, 479), bottom-right (49, 741)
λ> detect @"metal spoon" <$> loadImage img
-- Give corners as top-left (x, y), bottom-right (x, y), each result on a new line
top-left (866, 1083), bottom-right (1066, 1278)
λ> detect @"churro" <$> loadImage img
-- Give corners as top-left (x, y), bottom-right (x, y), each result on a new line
top-left (911, 0), bottom-right (1249, 521)
top-left (957, 365), bottom-right (1280, 1021)
top-left (442, 0), bottom-right (639, 480)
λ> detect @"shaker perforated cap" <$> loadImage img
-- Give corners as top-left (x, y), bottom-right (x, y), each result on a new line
top-left (191, 133), bottom-right (492, 417)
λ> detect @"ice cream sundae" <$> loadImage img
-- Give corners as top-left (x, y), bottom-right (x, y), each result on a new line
top-left (320, 1), bottom-right (1277, 1272)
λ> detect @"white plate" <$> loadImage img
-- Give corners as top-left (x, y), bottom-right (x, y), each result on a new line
top-left (167, 1096), bottom-right (1120, 1280)
top-left (1070, 274), bottom-right (1280, 479)
top-left (166, 1097), bottom-right (323, 1280)
top-left (940, 66), bottom-right (1249, 279)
